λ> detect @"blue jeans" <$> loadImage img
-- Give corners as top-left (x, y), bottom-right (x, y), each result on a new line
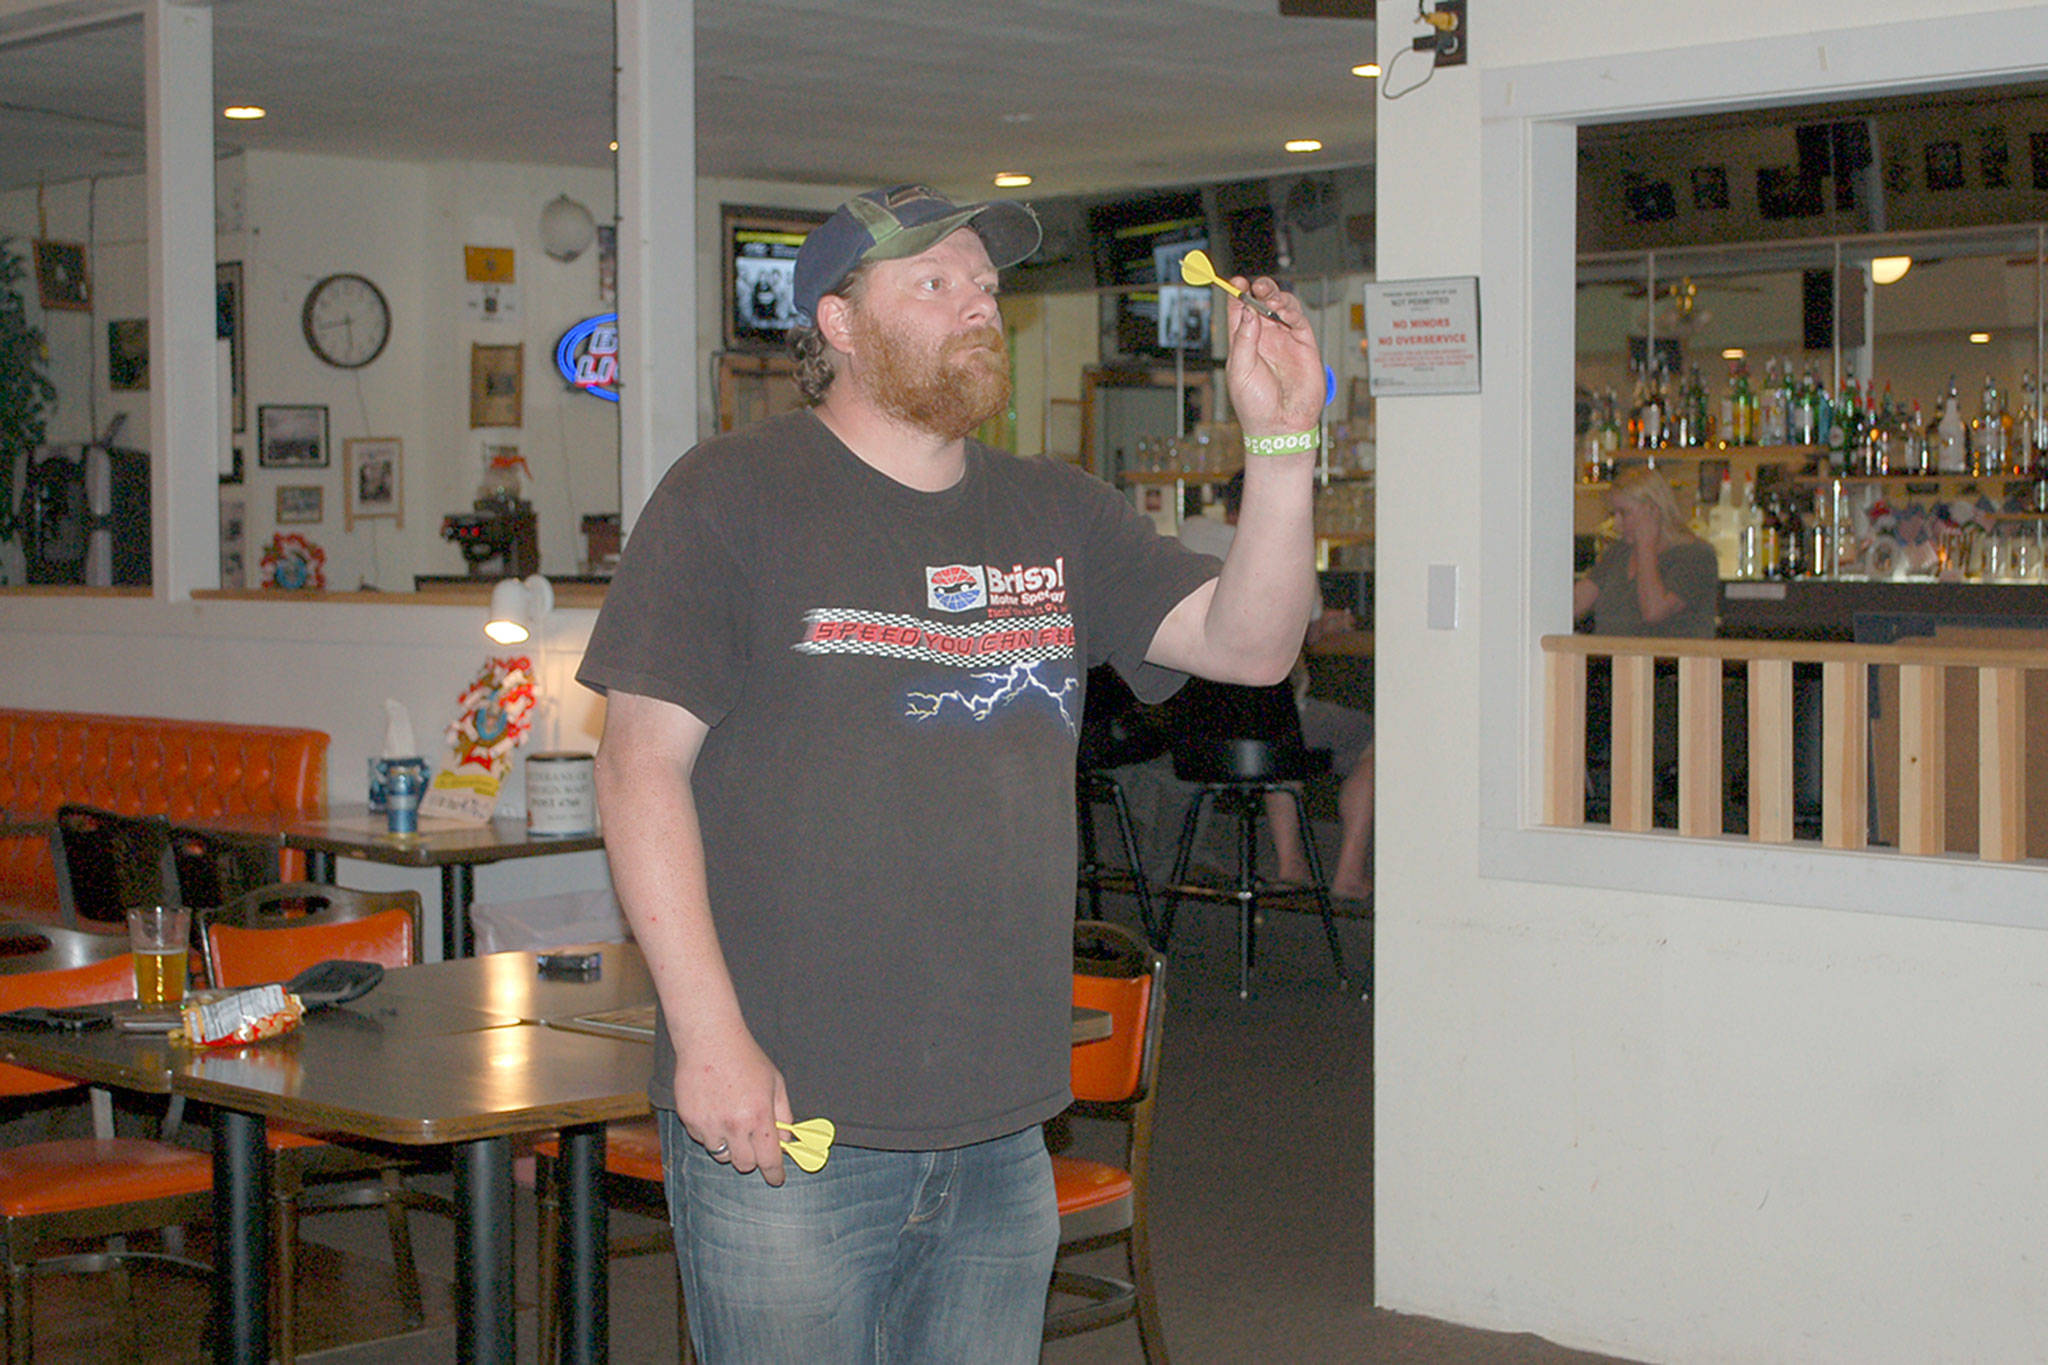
top-left (658, 1111), bottom-right (1059, 1363)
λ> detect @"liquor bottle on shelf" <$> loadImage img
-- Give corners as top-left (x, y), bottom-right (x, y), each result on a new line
top-left (1780, 492), bottom-right (1806, 579)
top-left (1970, 374), bottom-right (2006, 476)
top-left (1826, 377), bottom-right (1862, 476)
top-left (1805, 486), bottom-right (1833, 577)
top-left (1758, 358), bottom-right (1785, 447)
top-left (1632, 367), bottom-right (1666, 449)
top-left (2020, 370), bottom-right (2043, 475)
top-left (1673, 366), bottom-right (1708, 448)
top-left (1706, 473), bottom-right (1742, 579)
top-left (1736, 479), bottom-right (1763, 580)
top-left (1759, 491), bottom-right (1785, 579)
top-left (1937, 377), bottom-right (1969, 474)
top-left (1728, 357), bottom-right (1756, 446)
top-left (1906, 398), bottom-right (1932, 475)
top-left (1790, 370), bottom-right (1819, 446)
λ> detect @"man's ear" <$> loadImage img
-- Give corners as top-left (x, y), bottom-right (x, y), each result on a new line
top-left (815, 293), bottom-right (856, 354)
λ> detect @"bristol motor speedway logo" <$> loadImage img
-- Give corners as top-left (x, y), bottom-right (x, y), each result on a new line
top-left (926, 558), bottom-right (1067, 614)
top-left (926, 564), bottom-right (986, 612)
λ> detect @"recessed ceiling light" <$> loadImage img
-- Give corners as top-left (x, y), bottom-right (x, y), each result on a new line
top-left (1970, 331), bottom-right (1993, 344)
top-left (1285, 139), bottom-right (1323, 154)
top-left (1352, 62), bottom-right (1381, 78)
top-left (222, 106), bottom-right (265, 121)
top-left (993, 172), bottom-right (1033, 189)
top-left (608, 140), bottom-right (619, 152)
top-left (1721, 348), bottom-right (1745, 360)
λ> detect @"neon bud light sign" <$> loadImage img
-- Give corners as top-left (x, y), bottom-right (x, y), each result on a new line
top-left (556, 313), bottom-right (620, 402)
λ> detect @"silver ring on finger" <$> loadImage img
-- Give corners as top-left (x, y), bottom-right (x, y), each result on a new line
top-left (707, 1140), bottom-right (730, 1158)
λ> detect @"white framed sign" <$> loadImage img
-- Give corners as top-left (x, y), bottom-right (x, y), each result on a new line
top-left (1362, 276), bottom-right (1481, 396)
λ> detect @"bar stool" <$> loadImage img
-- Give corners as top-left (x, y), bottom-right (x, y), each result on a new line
top-left (1076, 667), bottom-right (1168, 944)
top-left (1154, 681), bottom-right (1349, 998)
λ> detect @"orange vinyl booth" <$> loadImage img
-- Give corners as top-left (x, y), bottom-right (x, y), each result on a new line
top-left (0, 710), bottom-right (328, 919)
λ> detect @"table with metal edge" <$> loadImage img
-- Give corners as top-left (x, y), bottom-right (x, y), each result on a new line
top-left (202, 806), bottom-right (606, 960)
top-left (0, 962), bottom-right (641, 1365)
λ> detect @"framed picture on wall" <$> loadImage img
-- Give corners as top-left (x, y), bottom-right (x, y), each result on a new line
top-left (33, 241), bottom-right (90, 311)
top-left (107, 319), bottom-right (148, 390)
top-left (344, 437), bottom-right (403, 530)
top-left (216, 262), bottom-right (246, 433)
top-left (275, 485), bottom-right (324, 525)
top-left (469, 343), bottom-right (523, 428)
top-left (258, 403), bottom-right (330, 468)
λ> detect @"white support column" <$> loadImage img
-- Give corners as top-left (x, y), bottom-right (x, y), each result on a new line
top-left (145, 0), bottom-right (218, 599)
top-left (615, 0), bottom-right (698, 530)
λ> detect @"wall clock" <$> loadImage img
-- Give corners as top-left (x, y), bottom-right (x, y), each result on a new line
top-left (301, 272), bottom-right (391, 369)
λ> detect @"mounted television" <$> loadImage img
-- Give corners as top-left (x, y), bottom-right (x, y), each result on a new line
top-left (1088, 189), bottom-right (1215, 360)
top-left (722, 205), bottom-right (829, 351)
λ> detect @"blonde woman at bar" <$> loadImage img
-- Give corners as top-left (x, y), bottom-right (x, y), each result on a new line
top-left (1573, 467), bottom-right (1718, 638)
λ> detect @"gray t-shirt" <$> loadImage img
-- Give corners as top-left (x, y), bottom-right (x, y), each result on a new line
top-left (578, 410), bottom-right (1216, 1149)
top-left (1586, 538), bottom-right (1719, 638)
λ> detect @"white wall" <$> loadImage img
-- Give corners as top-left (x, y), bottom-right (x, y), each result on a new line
top-left (1376, 3), bottom-right (2048, 1362)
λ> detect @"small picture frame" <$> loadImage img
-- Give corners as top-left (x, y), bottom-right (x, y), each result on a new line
top-left (275, 485), bottom-right (324, 526)
top-left (345, 437), bottom-right (404, 530)
top-left (470, 343), bottom-right (524, 428)
top-left (33, 241), bottom-right (91, 311)
top-left (107, 319), bottom-right (148, 390)
top-left (1925, 139), bottom-right (1965, 192)
top-left (258, 403), bottom-right (330, 469)
top-left (217, 262), bottom-right (246, 433)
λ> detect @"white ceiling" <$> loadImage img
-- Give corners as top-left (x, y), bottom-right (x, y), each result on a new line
top-left (0, 0), bottom-right (1378, 202)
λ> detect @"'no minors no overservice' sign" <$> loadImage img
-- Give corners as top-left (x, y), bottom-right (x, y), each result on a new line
top-left (1362, 277), bottom-right (1480, 396)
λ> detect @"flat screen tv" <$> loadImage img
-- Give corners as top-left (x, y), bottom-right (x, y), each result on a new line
top-left (723, 206), bottom-right (829, 351)
top-left (1088, 190), bottom-right (1215, 360)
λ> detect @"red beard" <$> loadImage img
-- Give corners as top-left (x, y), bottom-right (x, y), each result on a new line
top-left (848, 312), bottom-right (1011, 441)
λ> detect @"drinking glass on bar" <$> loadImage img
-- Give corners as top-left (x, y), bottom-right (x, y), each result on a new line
top-left (125, 905), bottom-right (190, 1007)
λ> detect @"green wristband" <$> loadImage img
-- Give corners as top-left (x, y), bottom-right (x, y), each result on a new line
top-left (1242, 429), bottom-right (1320, 457)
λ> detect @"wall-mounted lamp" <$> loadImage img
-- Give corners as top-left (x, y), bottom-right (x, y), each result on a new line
top-left (1871, 256), bottom-right (1913, 285)
top-left (485, 574), bottom-right (554, 644)
top-left (539, 194), bottom-right (597, 262)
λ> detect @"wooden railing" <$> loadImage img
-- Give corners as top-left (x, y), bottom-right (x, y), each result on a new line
top-left (1542, 633), bottom-right (2047, 860)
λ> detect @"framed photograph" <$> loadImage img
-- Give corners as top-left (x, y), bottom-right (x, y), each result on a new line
top-left (107, 319), bottom-right (148, 390)
top-left (258, 403), bottom-right (330, 469)
top-left (33, 240), bottom-right (90, 311)
top-left (344, 437), bottom-right (403, 530)
top-left (275, 485), bottom-right (324, 526)
top-left (219, 493), bottom-right (246, 589)
top-left (1690, 165), bottom-right (1729, 211)
top-left (469, 343), bottom-right (523, 428)
top-left (1925, 139), bottom-right (1964, 192)
top-left (216, 262), bottom-right (246, 433)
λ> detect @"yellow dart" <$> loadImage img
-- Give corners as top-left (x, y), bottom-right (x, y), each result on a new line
top-left (776, 1118), bottom-right (836, 1173)
top-left (1178, 249), bottom-right (1286, 323)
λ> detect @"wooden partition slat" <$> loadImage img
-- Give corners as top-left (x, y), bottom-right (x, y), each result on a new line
top-left (1897, 662), bottom-right (1947, 857)
top-left (1979, 666), bottom-right (2026, 862)
top-left (1748, 657), bottom-right (1794, 844)
top-left (1677, 655), bottom-right (1723, 838)
top-left (1541, 635), bottom-right (2040, 867)
top-left (1544, 650), bottom-right (1588, 827)
top-left (1821, 660), bottom-right (1869, 849)
top-left (1610, 653), bottom-right (1655, 833)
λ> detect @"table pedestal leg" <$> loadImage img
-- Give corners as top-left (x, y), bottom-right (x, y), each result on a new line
top-left (307, 850), bottom-right (335, 884)
top-left (442, 863), bottom-right (476, 960)
top-left (210, 1107), bottom-right (271, 1365)
top-left (558, 1122), bottom-right (611, 1365)
top-left (455, 1135), bottom-right (516, 1365)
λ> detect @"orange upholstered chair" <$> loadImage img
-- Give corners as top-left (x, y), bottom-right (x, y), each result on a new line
top-left (1044, 919), bottom-right (1169, 1362)
top-left (0, 955), bottom-right (213, 1361)
top-left (534, 1117), bottom-right (692, 1363)
top-left (199, 882), bottom-right (445, 1365)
